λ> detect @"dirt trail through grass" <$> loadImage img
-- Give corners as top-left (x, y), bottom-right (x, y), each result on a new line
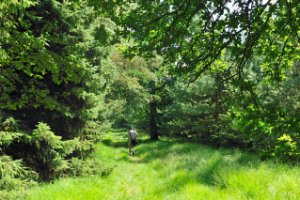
top-left (24, 130), bottom-right (300, 200)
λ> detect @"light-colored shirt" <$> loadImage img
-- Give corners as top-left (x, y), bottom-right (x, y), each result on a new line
top-left (128, 129), bottom-right (137, 140)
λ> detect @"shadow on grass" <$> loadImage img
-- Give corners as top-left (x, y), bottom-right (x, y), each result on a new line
top-left (123, 137), bottom-right (263, 187)
top-left (100, 131), bottom-right (300, 199)
top-left (101, 139), bottom-right (127, 148)
top-left (101, 136), bottom-right (156, 149)
top-left (101, 132), bottom-right (264, 190)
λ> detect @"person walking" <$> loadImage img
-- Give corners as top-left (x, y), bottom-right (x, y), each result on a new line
top-left (128, 128), bottom-right (138, 155)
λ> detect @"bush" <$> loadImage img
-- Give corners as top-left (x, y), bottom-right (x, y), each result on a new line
top-left (0, 117), bottom-right (110, 196)
top-left (28, 122), bottom-right (102, 180)
top-left (28, 122), bottom-right (72, 180)
top-left (1, 117), bottom-right (19, 132)
top-left (0, 131), bottom-right (22, 154)
top-left (67, 158), bottom-right (112, 177)
top-left (1, 120), bottom-right (105, 182)
top-left (81, 121), bottom-right (109, 143)
top-left (0, 155), bottom-right (37, 191)
top-left (274, 134), bottom-right (299, 160)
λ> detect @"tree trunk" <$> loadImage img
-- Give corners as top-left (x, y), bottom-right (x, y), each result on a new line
top-left (149, 101), bottom-right (159, 140)
top-left (212, 73), bottom-right (224, 120)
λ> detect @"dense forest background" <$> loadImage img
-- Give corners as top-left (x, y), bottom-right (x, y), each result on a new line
top-left (0, 0), bottom-right (299, 193)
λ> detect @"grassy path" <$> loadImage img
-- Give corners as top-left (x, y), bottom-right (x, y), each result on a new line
top-left (23, 130), bottom-right (300, 200)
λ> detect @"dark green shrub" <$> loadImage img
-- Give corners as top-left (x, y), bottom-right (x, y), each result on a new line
top-left (26, 122), bottom-right (108, 180)
top-left (81, 121), bottom-right (110, 143)
top-left (1, 121), bottom-right (104, 181)
top-left (28, 122), bottom-right (71, 180)
top-left (1, 117), bottom-right (19, 132)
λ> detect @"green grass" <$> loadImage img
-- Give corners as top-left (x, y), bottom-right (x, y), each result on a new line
top-left (19, 130), bottom-right (300, 200)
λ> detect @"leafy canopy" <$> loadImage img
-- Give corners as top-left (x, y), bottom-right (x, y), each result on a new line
top-left (124, 0), bottom-right (300, 81)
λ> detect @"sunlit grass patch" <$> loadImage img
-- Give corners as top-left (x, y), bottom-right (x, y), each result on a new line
top-left (20, 130), bottom-right (300, 200)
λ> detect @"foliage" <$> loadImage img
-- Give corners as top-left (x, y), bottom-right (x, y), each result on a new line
top-left (0, 0), bottom-right (114, 138)
top-left (275, 134), bottom-right (298, 159)
top-left (0, 0), bottom-right (115, 191)
top-left (106, 49), bottom-right (161, 129)
top-left (1, 117), bottom-right (19, 132)
top-left (125, 0), bottom-right (300, 81)
top-left (0, 120), bottom-right (106, 184)
top-left (157, 60), bottom-right (300, 160)
top-left (67, 157), bottom-right (112, 177)
top-left (227, 62), bottom-right (300, 159)
top-left (28, 122), bottom-right (72, 180)
top-left (0, 117), bottom-right (23, 154)
top-left (0, 155), bottom-right (37, 191)
top-left (119, 1), bottom-right (300, 157)
top-left (159, 75), bottom-right (217, 139)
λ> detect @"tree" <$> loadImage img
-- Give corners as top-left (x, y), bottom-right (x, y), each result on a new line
top-left (106, 48), bottom-right (164, 140)
top-left (0, 0), bottom-right (117, 187)
top-left (0, 0), bottom-right (115, 138)
top-left (125, 0), bottom-right (300, 81)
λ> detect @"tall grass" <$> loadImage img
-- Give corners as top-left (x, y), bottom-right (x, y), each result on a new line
top-left (20, 130), bottom-right (300, 200)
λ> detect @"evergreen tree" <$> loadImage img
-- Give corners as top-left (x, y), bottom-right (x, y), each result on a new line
top-left (0, 0), bottom-right (115, 137)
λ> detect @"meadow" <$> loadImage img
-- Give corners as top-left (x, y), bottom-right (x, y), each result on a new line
top-left (20, 130), bottom-right (300, 200)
